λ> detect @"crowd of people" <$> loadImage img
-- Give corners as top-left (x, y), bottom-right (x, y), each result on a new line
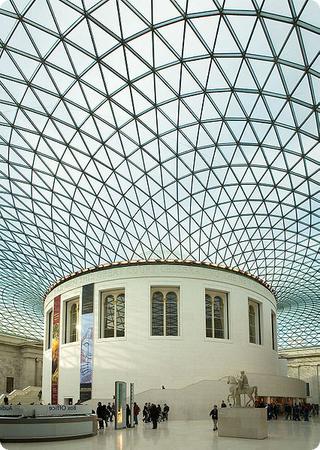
top-left (209, 399), bottom-right (320, 430)
top-left (142, 402), bottom-right (170, 427)
top-left (266, 402), bottom-right (319, 421)
top-left (96, 402), bottom-right (115, 429)
top-left (95, 401), bottom-right (170, 430)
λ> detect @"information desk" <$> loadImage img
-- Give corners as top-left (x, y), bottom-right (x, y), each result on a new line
top-left (0, 405), bottom-right (97, 442)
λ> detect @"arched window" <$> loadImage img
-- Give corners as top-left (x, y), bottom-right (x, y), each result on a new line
top-left (65, 299), bottom-right (79, 343)
top-left (46, 309), bottom-right (53, 349)
top-left (249, 304), bottom-right (256, 343)
top-left (151, 288), bottom-right (179, 336)
top-left (248, 300), bottom-right (261, 344)
top-left (70, 303), bottom-right (78, 342)
top-left (205, 291), bottom-right (228, 339)
top-left (101, 290), bottom-right (125, 338)
top-left (151, 291), bottom-right (164, 336)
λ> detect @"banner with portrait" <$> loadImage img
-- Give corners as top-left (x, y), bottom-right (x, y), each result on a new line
top-left (51, 294), bottom-right (61, 404)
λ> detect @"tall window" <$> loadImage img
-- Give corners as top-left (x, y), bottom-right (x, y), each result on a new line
top-left (271, 310), bottom-right (277, 350)
top-left (101, 290), bottom-right (125, 338)
top-left (65, 299), bottom-right (79, 343)
top-left (46, 309), bottom-right (53, 349)
top-left (248, 300), bottom-right (261, 344)
top-left (205, 291), bottom-right (228, 339)
top-left (151, 288), bottom-right (179, 336)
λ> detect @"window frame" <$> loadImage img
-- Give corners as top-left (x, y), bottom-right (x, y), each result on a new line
top-left (248, 299), bottom-right (261, 345)
top-left (100, 289), bottom-right (126, 339)
top-left (205, 290), bottom-right (229, 340)
top-left (64, 297), bottom-right (80, 344)
top-left (150, 286), bottom-right (180, 337)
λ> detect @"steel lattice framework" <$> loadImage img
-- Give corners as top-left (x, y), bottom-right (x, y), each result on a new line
top-left (0, 0), bottom-right (319, 347)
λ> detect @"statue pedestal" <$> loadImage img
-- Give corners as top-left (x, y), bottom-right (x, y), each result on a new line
top-left (218, 408), bottom-right (268, 440)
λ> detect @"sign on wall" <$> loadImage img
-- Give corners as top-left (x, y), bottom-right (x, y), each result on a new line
top-left (51, 294), bottom-right (61, 404)
top-left (80, 283), bottom-right (94, 402)
top-left (0, 405), bottom-right (23, 416)
top-left (115, 381), bottom-right (127, 429)
top-left (35, 404), bottom-right (92, 417)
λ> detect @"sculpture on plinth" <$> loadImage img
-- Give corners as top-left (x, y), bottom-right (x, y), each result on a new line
top-left (226, 371), bottom-right (257, 407)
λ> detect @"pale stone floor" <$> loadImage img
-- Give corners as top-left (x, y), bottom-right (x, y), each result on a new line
top-left (3, 418), bottom-right (320, 450)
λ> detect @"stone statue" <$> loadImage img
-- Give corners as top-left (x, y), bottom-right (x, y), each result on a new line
top-left (226, 371), bottom-right (257, 407)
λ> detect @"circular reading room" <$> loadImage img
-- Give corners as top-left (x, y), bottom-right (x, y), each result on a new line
top-left (42, 261), bottom-right (305, 411)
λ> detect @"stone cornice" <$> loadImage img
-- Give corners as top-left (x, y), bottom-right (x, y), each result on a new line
top-left (0, 333), bottom-right (43, 349)
top-left (44, 259), bottom-right (274, 298)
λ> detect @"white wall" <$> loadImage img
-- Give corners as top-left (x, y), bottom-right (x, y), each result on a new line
top-left (42, 263), bottom-right (298, 404)
top-left (279, 348), bottom-right (320, 404)
top-left (0, 334), bottom-right (43, 394)
top-left (85, 374), bottom-right (306, 421)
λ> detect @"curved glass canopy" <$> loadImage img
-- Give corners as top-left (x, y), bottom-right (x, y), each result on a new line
top-left (0, 0), bottom-right (319, 347)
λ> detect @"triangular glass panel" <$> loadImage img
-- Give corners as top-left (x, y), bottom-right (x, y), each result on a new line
top-left (214, 19), bottom-right (240, 53)
top-left (158, 20), bottom-right (185, 57)
top-left (246, 19), bottom-right (273, 57)
top-left (191, 15), bottom-right (219, 50)
top-left (183, 23), bottom-right (207, 58)
top-left (279, 29), bottom-right (305, 66)
top-left (226, 15), bottom-right (256, 50)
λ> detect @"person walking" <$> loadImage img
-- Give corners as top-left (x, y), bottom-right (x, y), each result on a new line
top-left (210, 405), bottom-right (218, 431)
top-left (133, 402), bottom-right (140, 425)
top-left (150, 403), bottom-right (160, 429)
top-left (163, 403), bottom-right (169, 421)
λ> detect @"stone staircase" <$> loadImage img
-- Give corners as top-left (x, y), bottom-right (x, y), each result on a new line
top-left (0, 386), bottom-right (42, 405)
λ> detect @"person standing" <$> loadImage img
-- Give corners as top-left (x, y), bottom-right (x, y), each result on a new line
top-left (107, 402), bottom-right (113, 422)
top-left (96, 402), bottom-right (104, 429)
top-left (102, 404), bottom-right (109, 427)
top-left (126, 404), bottom-right (131, 428)
top-left (303, 404), bottom-right (309, 421)
top-left (210, 405), bottom-right (218, 431)
top-left (150, 403), bottom-right (160, 429)
top-left (284, 403), bottom-right (292, 420)
top-left (157, 404), bottom-right (162, 422)
top-left (133, 402), bottom-right (140, 425)
top-left (143, 403), bottom-right (148, 422)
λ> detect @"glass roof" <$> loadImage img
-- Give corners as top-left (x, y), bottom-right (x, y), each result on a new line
top-left (0, 0), bottom-right (319, 348)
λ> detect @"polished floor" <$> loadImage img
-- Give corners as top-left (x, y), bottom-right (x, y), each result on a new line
top-left (3, 418), bottom-right (320, 450)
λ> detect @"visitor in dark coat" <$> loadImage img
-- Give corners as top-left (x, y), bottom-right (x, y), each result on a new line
top-left (150, 403), bottom-right (160, 429)
top-left (209, 405), bottom-right (218, 431)
top-left (126, 404), bottom-right (131, 427)
top-left (96, 402), bottom-right (104, 429)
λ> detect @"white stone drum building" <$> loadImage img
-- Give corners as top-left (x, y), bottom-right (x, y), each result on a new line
top-left (42, 261), bottom-right (305, 406)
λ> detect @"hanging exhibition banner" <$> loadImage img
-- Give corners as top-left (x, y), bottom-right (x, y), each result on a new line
top-left (51, 295), bottom-right (61, 404)
top-left (80, 283), bottom-right (94, 402)
top-left (115, 381), bottom-right (127, 429)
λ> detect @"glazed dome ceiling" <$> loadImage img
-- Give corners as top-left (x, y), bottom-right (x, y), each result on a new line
top-left (0, 0), bottom-right (319, 347)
